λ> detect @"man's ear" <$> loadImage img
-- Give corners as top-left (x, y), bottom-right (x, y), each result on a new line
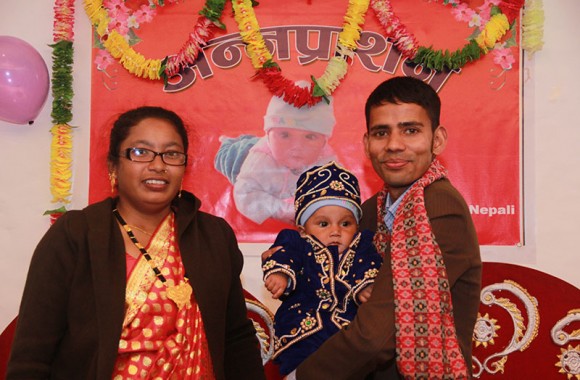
top-left (363, 133), bottom-right (371, 159)
top-left (432, 125), bottom-right (448, 155)
top-left (297, 225), bottom-right (307, 237)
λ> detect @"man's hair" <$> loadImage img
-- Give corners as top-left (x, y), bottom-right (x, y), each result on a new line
top-left (364, 76), bottom-right (441, 132)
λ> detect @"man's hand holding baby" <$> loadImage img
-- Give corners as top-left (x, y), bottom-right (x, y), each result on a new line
top-left (356, 284), bottom-right (374, 303)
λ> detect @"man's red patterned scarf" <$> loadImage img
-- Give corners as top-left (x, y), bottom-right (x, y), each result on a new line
top-left (373, 158), bottom-right (469, 379)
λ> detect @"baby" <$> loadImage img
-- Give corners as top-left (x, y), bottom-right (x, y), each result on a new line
top-left (262, 161), bottom-right (383, 376)
top-left (214, 81), bottom-right (337, 224)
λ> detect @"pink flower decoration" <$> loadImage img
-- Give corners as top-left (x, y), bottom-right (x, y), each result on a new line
top-left (94, 49), bottom-right (114, 71)
top-left (477, 1), bottom-right (499, 23)
top-left (451, 3), bottom-right (475, 23)
top-left (469, 13), bottom-right (482, 28)
top-left (135, 5), bottom-right (157, 24)
top-left (111, 9), bottom-right (129, 23)
top-left (492, 47), bottom-right (515, 70)
top-left (484, 0), bottom-right (502, 7)
top-left (479, 8), bottom-right (492, 23)
top-left (104, 0), bottom-right (128, 12)
top-left (108, 18), bottom-right (129, 36)
top-left (104, 0), bottom-right (130, 19)
top-left (126, 15), bottom-right (139, 29)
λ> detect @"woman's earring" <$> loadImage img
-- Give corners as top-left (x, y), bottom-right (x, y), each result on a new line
top-left (109, 172), bottom-right (117, 194)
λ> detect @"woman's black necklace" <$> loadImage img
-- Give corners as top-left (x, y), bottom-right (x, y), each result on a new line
top-left (113, 208), bottom-right (192, 310)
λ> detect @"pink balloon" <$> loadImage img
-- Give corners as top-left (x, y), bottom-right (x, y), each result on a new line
top-left (0, 36), bottom-right (50, 125)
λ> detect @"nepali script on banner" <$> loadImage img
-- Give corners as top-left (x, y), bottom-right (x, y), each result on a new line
top-left (88, 0), bottom-right (523, 246)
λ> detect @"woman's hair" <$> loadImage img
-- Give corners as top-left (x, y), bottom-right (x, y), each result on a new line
top-left (107, 106), bottom-right (189, 166)
top-left (364, 76), bottom-right (441, 132)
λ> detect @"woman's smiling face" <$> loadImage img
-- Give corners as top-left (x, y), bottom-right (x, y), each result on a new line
top-left (112, 117), bottom-right (186, 214)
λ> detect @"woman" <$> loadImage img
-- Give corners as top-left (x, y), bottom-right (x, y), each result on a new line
top-left (7, 107), bottom-right (266, 379)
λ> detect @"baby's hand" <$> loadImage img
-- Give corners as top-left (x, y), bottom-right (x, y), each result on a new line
top-left (265, 273), bottom-right (289, 299)
top-left (357, 284), bottom-right (374, 303)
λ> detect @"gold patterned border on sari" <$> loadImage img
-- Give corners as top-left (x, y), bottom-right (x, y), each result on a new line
top-left (122, 213), bottom-right (173, 328)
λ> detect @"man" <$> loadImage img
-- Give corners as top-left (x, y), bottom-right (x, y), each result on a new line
top-left (286, 76), bottom-right (482, 379)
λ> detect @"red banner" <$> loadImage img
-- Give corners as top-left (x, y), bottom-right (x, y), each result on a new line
top-left (89, 0), bottom-right (522, 245)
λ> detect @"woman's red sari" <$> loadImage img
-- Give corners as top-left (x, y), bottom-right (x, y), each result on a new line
top-left (112, 213), bottom-right (215, 379)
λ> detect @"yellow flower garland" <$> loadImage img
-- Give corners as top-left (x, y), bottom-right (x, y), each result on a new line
top-left (50, 124), bottom-right (73, 203)
top-left (84, 0), bottom-right (369, 105)
top-left (232, 0), bottom-right (369, 98)
top-left (105, 32), bottom-right (163, 80)
top-left (522, 0), bottom-right (544, 55)
top-left (474, 13), bottom-right (510, 53)
top-left (84, 0), bottom-right (164, 80)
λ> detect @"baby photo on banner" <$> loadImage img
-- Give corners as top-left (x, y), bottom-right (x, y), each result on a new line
top-left (87, 0), bottom-right (523, 245)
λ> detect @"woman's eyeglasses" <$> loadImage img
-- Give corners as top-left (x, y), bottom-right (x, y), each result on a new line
top-left (122, 147), bottom-right (187, 166)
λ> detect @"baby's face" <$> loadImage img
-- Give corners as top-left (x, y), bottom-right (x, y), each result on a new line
top-left (268, 128), bottom-right (327, 170)
top-left (301, 205), bottom-right (358, 254)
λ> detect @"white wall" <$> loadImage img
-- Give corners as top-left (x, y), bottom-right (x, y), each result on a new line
top-left (1, 0), bottom-right (578, 331)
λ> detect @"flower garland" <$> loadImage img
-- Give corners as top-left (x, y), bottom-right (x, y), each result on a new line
top-left (521, 0), bottom-right (544, 55)
top-left (84, 0), bottom-right (227, 81)
top-left (85, 0), bottom-right (543, 104)
top-left (47, 0), bottom-right (76, 223)
top-left (232, 0), bottom-right (370, 108)
top-left (371, 0), bottom-right (525, 71)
